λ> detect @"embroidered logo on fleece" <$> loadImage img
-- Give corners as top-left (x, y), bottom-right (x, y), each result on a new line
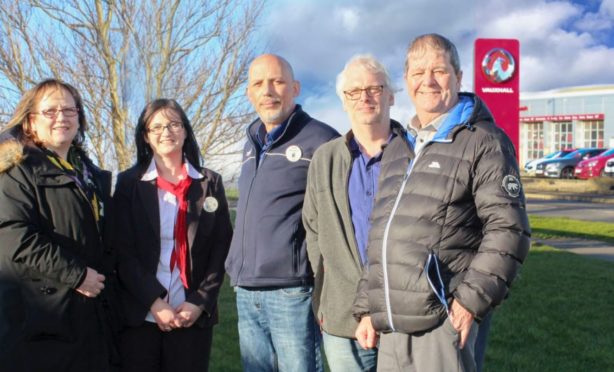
top-left (501, 175), bottom-right (521, 198)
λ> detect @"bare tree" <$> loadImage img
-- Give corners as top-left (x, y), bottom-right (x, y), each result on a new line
top-left (0, 0), bottom-right (263, 173)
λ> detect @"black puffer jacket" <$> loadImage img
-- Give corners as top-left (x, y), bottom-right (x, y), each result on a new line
top-left (353, 93), bottom-right (531, 334)
top-left (0, 139), bottom-right (115, 371)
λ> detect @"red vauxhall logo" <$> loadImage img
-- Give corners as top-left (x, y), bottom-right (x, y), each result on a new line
top-left (481, 48), bottom-right (516, 84)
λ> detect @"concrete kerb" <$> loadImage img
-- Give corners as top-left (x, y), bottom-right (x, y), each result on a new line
top-left (525, 192), bottom-right (614, 204)
top-left (532, 238), bottom-right (614, 262)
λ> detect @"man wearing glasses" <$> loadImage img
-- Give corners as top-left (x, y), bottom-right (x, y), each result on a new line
top-left (303, 54), bottom-right (401, 371)
top-left (353, 34), bottom-right (531, 371)
top-left (225, 54), bottom-right (339, 371)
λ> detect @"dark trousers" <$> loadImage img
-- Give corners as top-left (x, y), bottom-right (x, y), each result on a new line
top-left (120, 321), bottom-right (213, 372)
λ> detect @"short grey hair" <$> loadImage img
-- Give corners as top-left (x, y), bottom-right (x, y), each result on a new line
top-left (404, 33), bottom-right (462, 76)
top-left (336, 54), bottom-right (393, 101)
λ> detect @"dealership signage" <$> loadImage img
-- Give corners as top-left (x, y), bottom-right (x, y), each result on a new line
top-left (474, 39), bottom-right (520, 157)
top-left (520, 113), bottom-right (604, 122)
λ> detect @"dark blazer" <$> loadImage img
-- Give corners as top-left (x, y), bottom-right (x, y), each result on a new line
top-left (111, 162), bottom-right (232, 328)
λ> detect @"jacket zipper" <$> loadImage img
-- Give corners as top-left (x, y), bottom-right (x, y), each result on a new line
top-left (236, 112), bottom-right (298, 283)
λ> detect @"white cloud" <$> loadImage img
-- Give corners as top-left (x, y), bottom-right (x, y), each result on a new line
top-left (259, 0), bottom-right (614, 126)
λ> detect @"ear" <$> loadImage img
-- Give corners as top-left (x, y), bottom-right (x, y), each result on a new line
top-left (456, 70), bottom-right (463, 89)
top-left (389, 90), bottom-right (395, 107)
top-left (292, 80), bottom-right (301, 98)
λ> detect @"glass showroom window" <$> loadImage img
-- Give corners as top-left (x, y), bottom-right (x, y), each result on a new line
top-left (581, 120), bottom-right (604, 148)
top-left (524, 122), bottom-right (544, 160)
top-left (551, 121), bottom-right (573, 150)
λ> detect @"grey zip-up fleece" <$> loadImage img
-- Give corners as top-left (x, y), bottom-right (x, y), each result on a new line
top-left (303, 121), bottom-right (404, 338)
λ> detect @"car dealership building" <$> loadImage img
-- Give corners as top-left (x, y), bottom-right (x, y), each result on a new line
top-left (519, 85), bottom-right (614, 166)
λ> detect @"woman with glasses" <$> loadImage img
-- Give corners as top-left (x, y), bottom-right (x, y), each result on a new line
top-left (111, 99), bottom-right (232, 371)
top-left (0, 79), bottom-right (116, 371)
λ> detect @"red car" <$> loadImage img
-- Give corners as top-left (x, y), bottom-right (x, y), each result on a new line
top-left (575, 148), bottom-right (614, 179)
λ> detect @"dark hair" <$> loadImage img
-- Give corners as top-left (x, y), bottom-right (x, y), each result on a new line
top-left (6, 78), bottom-right (87, 148)
top-left (134, 98), bottom-right (201, 167)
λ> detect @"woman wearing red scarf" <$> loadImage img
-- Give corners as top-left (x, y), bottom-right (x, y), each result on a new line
top-left (111, 99), bottom-right (232, 371)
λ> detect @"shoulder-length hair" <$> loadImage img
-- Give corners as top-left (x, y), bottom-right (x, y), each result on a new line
top-left (134, 99), bottom-right (201, 167)
top-left (4, 79), bottom-right (87, 148)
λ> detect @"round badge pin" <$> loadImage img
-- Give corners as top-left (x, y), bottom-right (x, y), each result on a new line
top-left (203, 196), bottom-right (218, 212)
top-left (285, 145), bottom-right (302, 162)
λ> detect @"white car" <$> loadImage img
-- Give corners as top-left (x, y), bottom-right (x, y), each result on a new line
top-left (525, 149), bottom-right (575, 176)
top-left (604, 158), bottom-right (614, 177)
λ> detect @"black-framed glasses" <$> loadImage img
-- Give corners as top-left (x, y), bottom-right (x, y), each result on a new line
top-left (343, 85), bottom-right (384, 100)
top-left (33, 107), bottom-right (79, 119)
top-left (147, 121), bottom-right (184, 135)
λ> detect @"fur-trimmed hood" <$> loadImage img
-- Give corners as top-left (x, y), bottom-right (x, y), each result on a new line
top-left (0, 140), bottom-right (24, 174)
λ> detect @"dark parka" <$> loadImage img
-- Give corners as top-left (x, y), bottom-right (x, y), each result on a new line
top-left (111, 163), bottom-right (233, 328)
top-left (0, 139), bottom-right (115, 371)
top-left (353, 93), bottom-right (531, 334)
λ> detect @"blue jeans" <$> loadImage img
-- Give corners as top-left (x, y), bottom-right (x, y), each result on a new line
top-left (322, 332), bottom-right (377, 372)
top-left (235, 286), bottom-right (323, 372)
top-left (475, 311), bottom-right (493, 372)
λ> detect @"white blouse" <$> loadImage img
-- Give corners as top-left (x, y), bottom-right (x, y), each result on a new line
top-left (140, 159), bottom-right (203, 323)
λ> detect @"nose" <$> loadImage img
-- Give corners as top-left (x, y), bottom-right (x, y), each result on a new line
top-left (262, 81), bottom-right (274, 96)
top-left (359, 89), bottom-right (372, 102)
top-left (423, 70), bottom-right (436, 85)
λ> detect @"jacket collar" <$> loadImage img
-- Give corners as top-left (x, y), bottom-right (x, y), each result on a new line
top-left (405, 92), bottom-right (494, 148)
top-left (343, 119), bottom-right (406, 150)
top-left (246, 104), bottom-right (307, 148)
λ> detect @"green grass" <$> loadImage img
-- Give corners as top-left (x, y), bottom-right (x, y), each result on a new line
top-left (225, 188), bottom-right (239, 203)
top-left (208, 215), bottom-right (614, 371)
top-left (485, 245), bottom-right (614, 371)
top-left (529, 215), bottom-right (614, 243)
top-left (210, 279), bottom-right (240, 371)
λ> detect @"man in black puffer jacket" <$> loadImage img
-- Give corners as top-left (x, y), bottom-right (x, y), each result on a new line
top-left (353, 34), bottom-right (531, 372)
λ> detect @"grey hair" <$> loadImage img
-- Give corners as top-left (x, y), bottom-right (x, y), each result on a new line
top-left (335, 54), bottom-right (394, 101)
top-left (404, 33), bottom-right (462, 76)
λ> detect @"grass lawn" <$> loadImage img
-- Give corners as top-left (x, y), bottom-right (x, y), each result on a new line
top-left (208, 215), bottom-right (614, 371)
top-left (529, 215), bottom-right (614, 243)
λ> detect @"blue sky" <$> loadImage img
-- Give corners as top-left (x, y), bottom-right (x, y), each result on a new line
top-left (256, 0), bottom-right (614, 132)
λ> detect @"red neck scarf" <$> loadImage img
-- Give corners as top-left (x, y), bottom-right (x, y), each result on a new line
top-left (156, 167), bottom-right (193, 288)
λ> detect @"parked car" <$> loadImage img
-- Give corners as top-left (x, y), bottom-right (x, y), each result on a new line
top-left (525, 149), bottom-right (575, 176)
top-left (604, 158), bottom-right (614, 177)
top-left (574, 148), bottom-right (614, 179)
top-left (536, 148), bottom-right (606, 179)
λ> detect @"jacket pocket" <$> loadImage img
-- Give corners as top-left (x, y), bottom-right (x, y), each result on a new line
top-left (22, 279), bottom-right (76, 342)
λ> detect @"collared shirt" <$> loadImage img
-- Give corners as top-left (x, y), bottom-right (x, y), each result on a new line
top-left (348, 133), bottom-right (395, 265)
top-left (408, 113), bottom-right (449, 155)
top-left (256, 119), bottom-right (288, 165)
top-left (141, 158), bottom-right (204, 323)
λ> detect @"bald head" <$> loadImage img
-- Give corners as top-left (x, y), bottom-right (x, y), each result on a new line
top-left (249, 54), bottom-right (295, 80)
top-left (247, 54), bottom-right (300, 128)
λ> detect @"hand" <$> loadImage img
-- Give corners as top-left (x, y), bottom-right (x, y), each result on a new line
top-left (355, 316), bottom-right (378, 349)
top-left (173, 302), bottom-right (203, 328)
top-left (75, 267), bottom-right (105, 298)
top-left (448, 299), bottom-right (475, 349)
top-left (151, 297), bottom-right (177, 332)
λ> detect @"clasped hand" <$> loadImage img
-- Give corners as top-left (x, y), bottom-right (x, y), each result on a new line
top-left (150, 298), bottom-right (203, 332)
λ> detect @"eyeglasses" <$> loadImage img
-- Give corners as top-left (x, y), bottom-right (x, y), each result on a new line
top-left (32, 107), bottom-right (79, 119)
top-left (147, 121), bottom-right (184, 134)
top-left (343, 85), bottom-right (385, 100)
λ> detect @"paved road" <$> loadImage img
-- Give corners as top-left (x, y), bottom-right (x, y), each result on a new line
top-left (526, 199), bottom-right (614, 223)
